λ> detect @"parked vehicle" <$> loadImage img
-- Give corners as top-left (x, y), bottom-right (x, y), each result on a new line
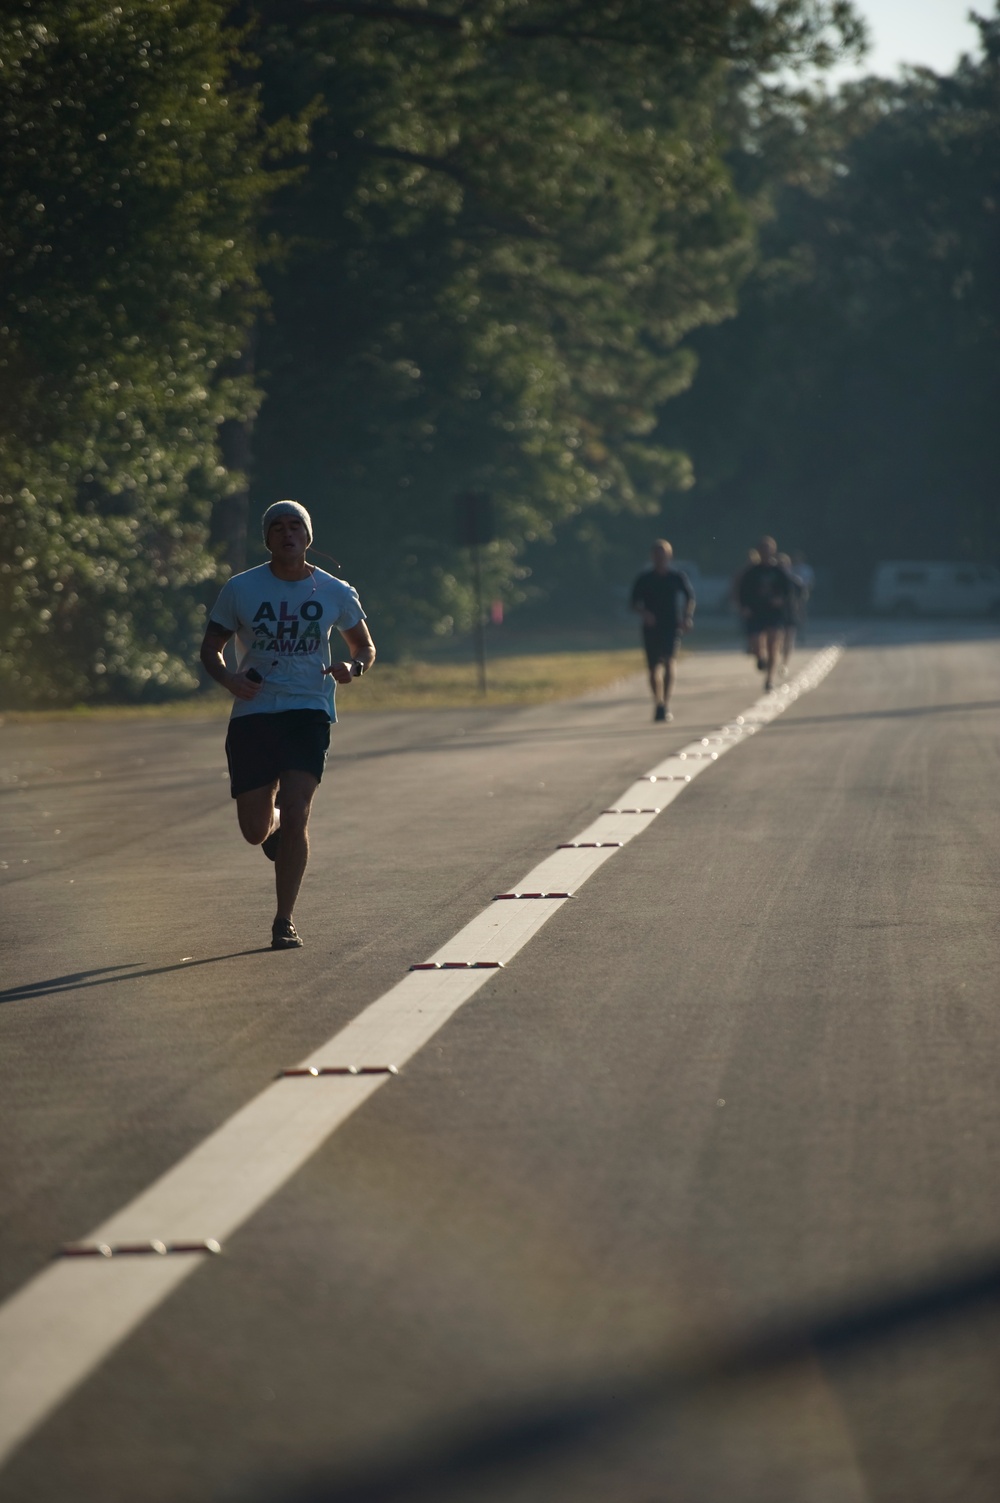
top-left (871, 561), bottom-right (1000, 617)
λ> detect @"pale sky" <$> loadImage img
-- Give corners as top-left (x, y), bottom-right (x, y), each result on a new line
top-left (833, 0), bottom-right (986, 80)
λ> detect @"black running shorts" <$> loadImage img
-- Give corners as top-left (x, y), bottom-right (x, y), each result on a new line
top-left (746, 609), bottom-right (785, 634)
top-left (225, 710), bottom-right (331, 798)
top-left (642, 624), bottom-right (679, 669)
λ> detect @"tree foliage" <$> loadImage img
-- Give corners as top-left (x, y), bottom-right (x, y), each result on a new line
top-left (661, 8), bottom-right (1000, 596)
top-left (0, 0), bottom-right (295, 704)
top-left (248, 0), bottom-right (864, 647)
top-left (0, 0), bottom-right (869, 698)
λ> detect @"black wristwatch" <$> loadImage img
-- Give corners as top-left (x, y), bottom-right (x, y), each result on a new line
top-left (349, 659), bottom-right (365, 678)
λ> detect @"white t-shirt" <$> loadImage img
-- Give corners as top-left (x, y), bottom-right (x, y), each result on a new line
top-left (209, 563), bottom-right (365, 720)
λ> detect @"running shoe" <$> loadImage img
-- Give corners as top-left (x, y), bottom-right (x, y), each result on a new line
top-left (764, 678), bottom-right (774, 692)
top-left (271, 918), bottom-right (303, 950)
top-left (654, 704), bottom-right (666, 722)
top-left (261, 826), bottom-right (281, 862)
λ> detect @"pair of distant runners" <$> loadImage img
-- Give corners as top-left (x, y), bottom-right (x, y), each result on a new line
top-left (200, 501), bottom-right (375, 951)
top-left (736, 537), bottom-right (808, 690)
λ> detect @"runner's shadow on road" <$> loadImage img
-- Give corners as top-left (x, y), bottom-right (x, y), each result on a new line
top-left (257, 1254), bottom-right (1000, 1503)
top-left (778, 698), bottom-right (1000, 728)
top-left (0, 951), bottom-right (271, 1005)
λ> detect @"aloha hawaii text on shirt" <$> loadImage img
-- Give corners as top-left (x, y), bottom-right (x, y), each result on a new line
top-left (208, 562), bottom-right (365, 721)
top-left (252, 594), bottom-right (326, 655)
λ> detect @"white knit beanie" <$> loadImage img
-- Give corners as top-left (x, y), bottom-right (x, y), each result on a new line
top-left (262, 499), bottom-right (313, 546)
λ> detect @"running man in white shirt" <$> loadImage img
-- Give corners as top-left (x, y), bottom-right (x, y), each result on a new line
top-left (199, 500), bottom-right (376, 949)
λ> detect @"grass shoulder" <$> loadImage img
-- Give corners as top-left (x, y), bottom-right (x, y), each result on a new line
top-left (0, 647), bottom-right (646, 723)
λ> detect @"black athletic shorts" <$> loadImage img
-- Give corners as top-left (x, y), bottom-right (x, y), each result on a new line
top-left (642, 624), bottom-right (679, 669)
top-left (746, 609), bottom-right (785, 634)
top-left (225, 710), bottom-right (331, 798)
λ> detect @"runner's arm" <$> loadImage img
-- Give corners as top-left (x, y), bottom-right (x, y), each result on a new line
top-left (679, 575), bottom-right (696, 632)
top-left (629, 579), bottom-right (657, 628)
top-left (324, 619), bottom-right (377, 684)
top-left (199, 620), bottom-right (262, 701)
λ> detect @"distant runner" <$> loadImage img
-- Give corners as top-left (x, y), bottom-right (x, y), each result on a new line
top-left (730, 547), bottom-right (760, 658)
top-left (200, 500), bottom-right (376, 950)
top-left (790, 551), bottom-right (815, 644)
top-left (737, 536), bottom-right (793, 693)
top-left (777, 551), bottom-right (805, 674)
top-left (630, 539), bottom-right (695, 722)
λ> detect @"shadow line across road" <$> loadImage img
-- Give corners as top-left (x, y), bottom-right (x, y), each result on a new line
top-left (266, 1254), bottom-right (1000, 1503)
top-left (772, 697), bottom-right (1000, 729)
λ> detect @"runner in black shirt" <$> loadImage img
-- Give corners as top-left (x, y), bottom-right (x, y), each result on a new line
top-left (730, 547), bottom-right (760, 658)
top-left (630, 539), bottom-right (695, 722)
top-left (737, 536), bottom-right (793, 692)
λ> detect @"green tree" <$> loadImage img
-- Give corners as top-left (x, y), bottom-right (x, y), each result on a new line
top-left (661, 8), bottom-right (1000, 595)
top-left (0, 0), bottom-right (295, 704)
top-left (248, 0), bottom-right (864, 648)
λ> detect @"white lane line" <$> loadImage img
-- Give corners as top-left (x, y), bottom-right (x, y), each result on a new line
top-left (0, 647), bottom-right (842, 1466)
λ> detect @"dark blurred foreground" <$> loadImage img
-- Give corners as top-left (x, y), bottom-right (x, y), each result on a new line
top-left (251, 1255), bottom-right (1000, 1503)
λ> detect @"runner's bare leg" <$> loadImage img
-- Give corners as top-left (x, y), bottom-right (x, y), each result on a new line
top-left (235, 783), bottom-right (278, 846)
top-left (663, 655), bottom-right (676, 706)
top-left (764, 627), bottom-right (780, 687)
top-left (274, 769), bottom-right (318, 923)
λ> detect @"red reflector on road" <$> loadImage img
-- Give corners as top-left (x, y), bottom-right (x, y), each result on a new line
top-left (59, 1238), bottom-right (221, 1258)
top-left (601, 808), bottom-right (660, 815)
top-left (557, 842), bottom-right (623, 849)
top-left (279, 1065), bottom-right (399, 1078)
top-left (410, 960), bottom-right (505, 970)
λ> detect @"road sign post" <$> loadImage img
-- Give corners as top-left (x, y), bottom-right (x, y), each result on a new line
top-left (455, 491), bottom-right (495, 696)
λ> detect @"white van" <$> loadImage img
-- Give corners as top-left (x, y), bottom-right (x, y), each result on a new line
top-left (871, 562), bottom-right (1000, 617)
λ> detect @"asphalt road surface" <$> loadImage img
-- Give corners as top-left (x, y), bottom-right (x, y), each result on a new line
top-left (1, 621), bottom-right (999, 1503)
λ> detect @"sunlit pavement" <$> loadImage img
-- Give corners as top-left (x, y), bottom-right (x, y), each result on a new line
top-left (1, 620), bottom-right (999, 1503)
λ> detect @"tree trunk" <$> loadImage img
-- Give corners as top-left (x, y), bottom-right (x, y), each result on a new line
top-left (211, 324), bottom-right (258, 576)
